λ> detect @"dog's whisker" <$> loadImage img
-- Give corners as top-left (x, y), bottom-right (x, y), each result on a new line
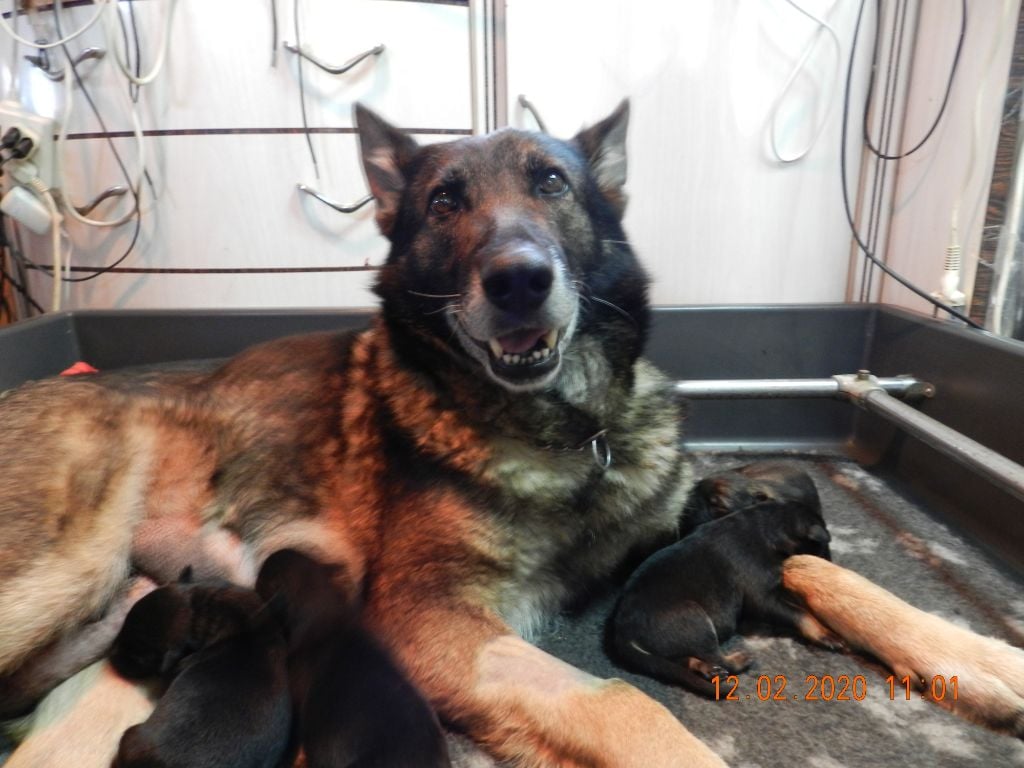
top-left (591, 295), bottom-right (639, 329)
top-left (407, 290), bottom-right (463, 300)
top-left (424, 303), bottom-right (462, 317)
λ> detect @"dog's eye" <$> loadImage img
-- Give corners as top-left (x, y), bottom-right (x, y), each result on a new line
top-left (537, 170), bottom-right (568, 197)
top-left (429, 189), bottom-right (459, 216)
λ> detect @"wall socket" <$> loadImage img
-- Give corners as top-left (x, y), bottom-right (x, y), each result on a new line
top-left (0, 100), bottom-right (56, 189)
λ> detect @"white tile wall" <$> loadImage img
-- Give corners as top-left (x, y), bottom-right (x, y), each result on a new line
top-left (503, 0), bottom-right (871, 307)
top-left (2, 0), bottom-right (471, 311)
top-left (6, 1), bottom-right (1005, 315)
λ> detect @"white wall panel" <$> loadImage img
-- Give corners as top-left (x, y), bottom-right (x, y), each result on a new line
top-left (21, 131), bottom-right (470, 309)
top-left (1, 0), bottom-right (471, 312)
top-left (8, 1), bottom-right (996, 316)
top-left (25, 0), bottom-right (472, 136)
top-left (503, 0), bottom-right (870, 307)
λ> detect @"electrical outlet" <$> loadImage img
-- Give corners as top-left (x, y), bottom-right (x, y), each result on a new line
top-left (0, 100), bottom-right (56, 189)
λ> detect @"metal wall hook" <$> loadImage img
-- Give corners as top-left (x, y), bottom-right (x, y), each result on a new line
top-left (518, 95), bottom-right (548, 133)
top-left (25, 47), bottom-right (105, 82)
top-left (297, 185), bottom-right (373, 213)
top-left (282, 41), bottom-right (384, 75)
top-left (73, 185), bottom-right (128, 216)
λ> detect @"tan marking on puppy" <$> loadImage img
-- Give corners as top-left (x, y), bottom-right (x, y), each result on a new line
top-left (5, 661), bottom-right (154, 768)
top-left (796, 612), bottom-right (846, 650)
top-left (783, 555), bottom-right (1024, 736)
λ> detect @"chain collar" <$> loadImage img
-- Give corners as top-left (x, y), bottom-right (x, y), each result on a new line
top-left (536, 428), bottom-right (611, 470)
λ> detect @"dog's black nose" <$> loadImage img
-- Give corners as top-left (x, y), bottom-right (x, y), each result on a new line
top-left (482, 249), bottom-right (554, 313)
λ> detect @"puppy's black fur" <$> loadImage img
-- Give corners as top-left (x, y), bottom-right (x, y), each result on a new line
top-left (681, 461), bottom-right (822, 536)
top-left (110, 571), bottom-right (291, 768)
top-left (255, 549), bottom-right (450, 768)
top-left (611, 500), bottom-right (832, 697)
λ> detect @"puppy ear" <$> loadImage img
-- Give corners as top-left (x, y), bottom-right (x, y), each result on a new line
top-left (573, 100), bottom-right (630, 215)
top-left (178, 565), bottom-right (193, 584)
top-left (354, 103), bottom-right (420, 238)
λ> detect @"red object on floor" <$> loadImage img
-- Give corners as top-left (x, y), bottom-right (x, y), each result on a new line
top-left (60, 361), bottom-right (99, 376)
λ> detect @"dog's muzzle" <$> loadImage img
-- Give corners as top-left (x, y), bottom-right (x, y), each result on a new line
top-left (452, 242), bottom-right (578, 392)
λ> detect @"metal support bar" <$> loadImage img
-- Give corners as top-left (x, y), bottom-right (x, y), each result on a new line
top-left (671, 371), bottom-right (1024, 505)
top-left (672, 375), bottom-right (932, 400)
top-left (860, 388), bottom-right (1024, 504)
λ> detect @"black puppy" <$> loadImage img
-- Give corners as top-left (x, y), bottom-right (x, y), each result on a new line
top-left (110, 569), bottom-right (291, 768)
top-left (681, 461), bottom-right (822, 535)
top-left (611, 500), bottom-right (838, 697)
top-left (255, 549), bottom-right (451, 768)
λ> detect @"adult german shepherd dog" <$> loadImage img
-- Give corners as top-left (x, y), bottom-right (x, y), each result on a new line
top-left (1, 104), bottom-right (1023, 766)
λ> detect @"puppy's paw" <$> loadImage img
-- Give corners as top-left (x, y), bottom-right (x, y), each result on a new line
top-left (795, 612), bottom-right (847, 653)
top-left (688, 659), bottom-right (729, 682)
top-left (722, 649), bottom-right (753, 673)
top-left (783, 555), bottom-right (1024, 737)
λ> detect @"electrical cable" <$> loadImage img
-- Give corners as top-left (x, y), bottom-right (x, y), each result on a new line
top-left (0, 0), bottom-right (110, 49)
top-left (7, 216), bottom-right (38, 313)
top-left (768, 0), bottom-right (841, 163)
top-left (1, 213), bottom-right (43, 314)
top-left (949, 0), bottom-right (1015, 288)
top-left (862, 0), bottom-right (966, 161)
top-left (103, 0), bottom-right (179, 87)
top-left (54, 0), bottom-right (145, 228)
top-left (294, 0), bottom-right (320, 179)
top-left (122, 1), bottom-right (158, 196)
top-left (10, 0), bottom-right (145, 283)
top-left (114, 0), bottom-right (142, 103)
top-left (4, 4), bottom-right (17, 100)
top-left (2, 164), bottom-right (63, 309)
top-left (0, 259), bottom-right (42, 314)
top-left (270, 0), bottom-right (279, 67)
top-left (841, 0), bottom-right (981, 328)
top-left (51, 205), bottom-right (140, 281)
top-left (0, 240), bottom-right (10, 321)
top-left (860, 0), bottom-right (909, 302)
top-left (24, 177), bottom-right (63, 310)
top-left (4, 213), bottom-right (34, 314)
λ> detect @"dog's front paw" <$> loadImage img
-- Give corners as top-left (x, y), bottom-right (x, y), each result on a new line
top-left (904, 633), bottom-right (1024, 739)
top-left (783, 555), bottom-right (1024, 737)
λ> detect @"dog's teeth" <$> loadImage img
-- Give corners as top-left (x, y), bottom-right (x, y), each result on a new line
top-left (495, 343), bottom-right (555, 366)
top-left (544, 329), bottom-right (558, 350)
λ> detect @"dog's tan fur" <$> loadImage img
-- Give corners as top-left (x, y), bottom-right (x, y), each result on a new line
top-left (784, 555), bottom-right (1024, 737)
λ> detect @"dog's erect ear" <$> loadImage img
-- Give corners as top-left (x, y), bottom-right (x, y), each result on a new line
top-left (354, 103), bottom-right (420, 238)
top-left (573, 100), bottom-right (629, 215)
